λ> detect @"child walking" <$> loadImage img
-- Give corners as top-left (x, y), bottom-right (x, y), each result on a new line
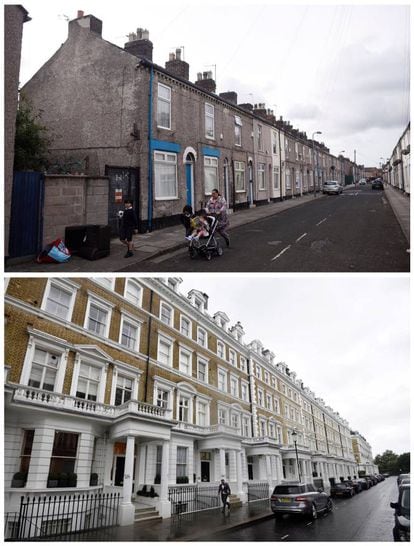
top-left (119, 199), bottom-right (138, 258)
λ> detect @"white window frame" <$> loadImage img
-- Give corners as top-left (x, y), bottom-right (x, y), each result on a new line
top-left (157, 333), bottom-right (174, 367)
top-left (257, 388), bottom-right (264, 407)
top-left (154, 151), bottom-right (178, 199)
top-left (119, 314), bottom-right (141, 352)
top-left (84, 294), bottom-right (114, 338)
top-left (20, 331), bottom-right (69, 394)
top-left (235, 116), bottom-right (242, 146)
top-left (217, 340), bottom-right (225, 359)
top-left (153, 377), bottom-right (175, 412)
top-left (241, 381), bottom-right (249, 402)
top-left (217, 367), bottom-right (227, 392)
top-left (197, 326), bottom-right (207, 347)
top-left (91, 278), bottom-right (115, 291)
top-left (257, 124), bottom-right (263, 151)
top-left (235, 161), bottom-right (246, 192)
top-left (196, 398), bottom-right (210, 426)
top-left (176, 389), bottom-right (194, 423)
top-left (197, 356), bottom-right (209, 383)
top-left (41, 278), bottom-right (79, 321)
top-left (204, 156), bottom-right (218, 195)
top-left (178, 345), bottom-right (193, 376)
top-left (70, 353), bottom-right (108, 404)
top-left (258, 163), bottom-right (265, 190)
top-left (242, 415), bottom-right (251, 437)
top-left (205, 103), bottom-right (215, 139)
top-left (180, 315), bottom-right (192, 338)
top-left (239, 357), bottom-right (247, 373)
top-left (218, 406), bottom-right (228, 425)
top-left (255, 364), bottom-right (262, 380)
top-left (266, 393), bottom-right (273, 410)
top-left (124, 279), bottom-right (143, 307)
top-left (230, 375), bottom-right (239, 398)
top-left (110, 366), bottom-right (140, 406)
top-left (160, 301), bottom-right (174, 327)
top-left (231, 411), bottom-right (240, 430)
top-left (157, 83), bottom-right (171, 129)
top-left (229, 349), bottom-right (236, 367)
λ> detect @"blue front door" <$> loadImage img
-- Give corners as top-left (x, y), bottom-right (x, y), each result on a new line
top-left (186, 162), bottom-right (193, 208)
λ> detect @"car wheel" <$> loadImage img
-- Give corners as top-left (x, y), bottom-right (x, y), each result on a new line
top-left (326, 498), bottom-right (333, 513)
top-left (310, 503), bottom-right (318, 520)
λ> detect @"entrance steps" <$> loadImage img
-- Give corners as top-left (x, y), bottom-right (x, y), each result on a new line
top-left (228, 494), bottom-right (242, 508)
top-left (134, 505), bottom-right (162, 523)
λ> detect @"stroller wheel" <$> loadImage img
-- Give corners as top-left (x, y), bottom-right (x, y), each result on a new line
top-left (217, 246), bottom-right (223, 256)
top-left (189, 248), bottom-right (197, 259)
top-left (205, 251), bottom-right (212, 261)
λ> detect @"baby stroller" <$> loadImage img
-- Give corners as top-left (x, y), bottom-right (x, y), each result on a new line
top-left (188, 215), bottom-right (223, 260)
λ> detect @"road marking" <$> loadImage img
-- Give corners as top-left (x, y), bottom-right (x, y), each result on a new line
top-left (281, 535), bottom-right (289, 540)
top-left (295, 232), bottom-right (307, 242)
top-left (316, 217), bottom-right (327, 226)
top-left (306, 522), bottom-right (313, 527)
top-left (271, 245), bottom-right (291, 261)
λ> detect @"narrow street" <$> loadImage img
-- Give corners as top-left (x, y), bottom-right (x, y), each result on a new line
top-left (121, 188), bottom-right (409, 272)
top-left (206, 477), bottom-right (398, 541)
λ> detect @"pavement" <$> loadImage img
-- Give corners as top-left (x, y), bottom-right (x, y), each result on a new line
top-left (73, 500), bottom-right (274, 542)
top-left (5, 184), bottom-right (409, 273)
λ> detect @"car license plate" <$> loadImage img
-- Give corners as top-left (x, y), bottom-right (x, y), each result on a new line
top-left (278, 497), bottom-right (291, 503)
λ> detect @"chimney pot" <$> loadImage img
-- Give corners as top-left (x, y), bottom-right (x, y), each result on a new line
top-left (176, 48), bottom-right (181, 60)
top-left (169, 52), bottom-right (175, 61)
top-left (77, 10), bottom-right (84, 18)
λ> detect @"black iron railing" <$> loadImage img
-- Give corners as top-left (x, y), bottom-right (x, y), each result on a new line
top-left (246, 481), bottom-right (270, 502)
top-left (168, 485), bottom-right (219, 516)
top-left (4, 492), bottom-right (120, 541)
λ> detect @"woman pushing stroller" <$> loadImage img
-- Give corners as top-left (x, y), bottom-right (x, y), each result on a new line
top-left (205, 189), bottom-right (230, 247)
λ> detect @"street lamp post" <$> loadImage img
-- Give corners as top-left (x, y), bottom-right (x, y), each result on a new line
top-left (312, 131), bottom-right (322, 197)
top-left (291, 429), bottom-right (302, 482)
top-left (339, 150), bottom-right (345, 186)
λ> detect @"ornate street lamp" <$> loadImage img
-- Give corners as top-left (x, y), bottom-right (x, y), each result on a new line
top-left (291, 429), bottom-right (302, 482)
top-left (312, 131), bottom-right (322, 198)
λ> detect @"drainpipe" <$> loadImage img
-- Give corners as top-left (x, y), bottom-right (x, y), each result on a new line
top-left (144, 288), bottom-right (154, 402)
top-left (278, 130), bottom-right (283, 200)
top-left (147, 65), bottom-right (154, 232)
top-left (231, 160), bottom-right (236, 212)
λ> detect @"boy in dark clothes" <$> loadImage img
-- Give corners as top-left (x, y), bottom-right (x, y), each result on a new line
top-left (180, 205), bottom-right (194, 237)
top-left (119, 199), bottom-right (138, 258)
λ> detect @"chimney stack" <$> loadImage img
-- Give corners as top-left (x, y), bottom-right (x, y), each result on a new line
top-left (69, 13), bottom-right (102, 37)
top-left (219, 91), bottom-right (238, 105)
top-left (194, 71), bottom-right (216, 93)
top-left (165, 47), bottom-right (189, 80)
top-left (124, 28), bottom-right (153, 61)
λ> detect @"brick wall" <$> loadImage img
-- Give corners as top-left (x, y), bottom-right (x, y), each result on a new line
top-left (42, 175), bottom-right (109, 245)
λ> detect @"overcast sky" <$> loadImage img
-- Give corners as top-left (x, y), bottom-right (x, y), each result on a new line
top-left (178, 275), bottom-right (410, 458)
top-left (16, 0), bottom-right (410, 168)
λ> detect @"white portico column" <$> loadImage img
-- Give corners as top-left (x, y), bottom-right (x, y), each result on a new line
top-left (119, 436), bottom-right (135, 526)
top-left (236, 450), bottom-right (247, 503)
top-left (219, 448), bottom-right (226, 479)
top-left (158, 440), bottom-right (171, 518)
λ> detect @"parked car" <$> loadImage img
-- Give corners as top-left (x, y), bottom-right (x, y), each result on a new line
top-left (330, 482), bottom-right (355, 498)
top-left (358, 178), bottom-right (367, 185)
top-left (270, 482), bottom-right (333, 519)
top-left (390, 483), bottom-right (410, 541)
top-left (357, 478), bottom-right (370, 490)
top-left (399, 478), bottom-right (410, 489)
top-left (397, 474), bottom-right (410, 487)
top-left (323, 180), bottom-right (343, 195)
top-left (343, 479), bottom-right (362, 494)
top-left (372, 179), bottom-right (384, 190)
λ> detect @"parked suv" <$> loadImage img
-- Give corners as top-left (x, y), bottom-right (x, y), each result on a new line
top-left (330, 482), bottom-right (355, 498)
top-left (390, 483), bottom-right (410, 541)
top-left (323, 180), bottom-right (343, 195)
top-left (270, 482), bottom-right (333, 519)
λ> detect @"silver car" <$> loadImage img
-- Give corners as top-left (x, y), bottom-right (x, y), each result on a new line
top-left (270, 482), bottom-right (333, 519)
top-left (323, 180), bottom-right (343, 194)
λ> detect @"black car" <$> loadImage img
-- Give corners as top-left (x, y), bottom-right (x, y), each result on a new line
top-left (372, 178), bottom-right (384, 190)
top-left (330, 482), bottom-right (354, 497)
top-left (390, 483), bottom-right (410, 541)
top-left (343, 479), bottom-right (362, 493)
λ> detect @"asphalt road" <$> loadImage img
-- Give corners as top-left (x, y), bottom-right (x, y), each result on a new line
top-left (121, 188), bottom-right (409, 272)
top-left (206, 477), bottom-right (398, 541)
